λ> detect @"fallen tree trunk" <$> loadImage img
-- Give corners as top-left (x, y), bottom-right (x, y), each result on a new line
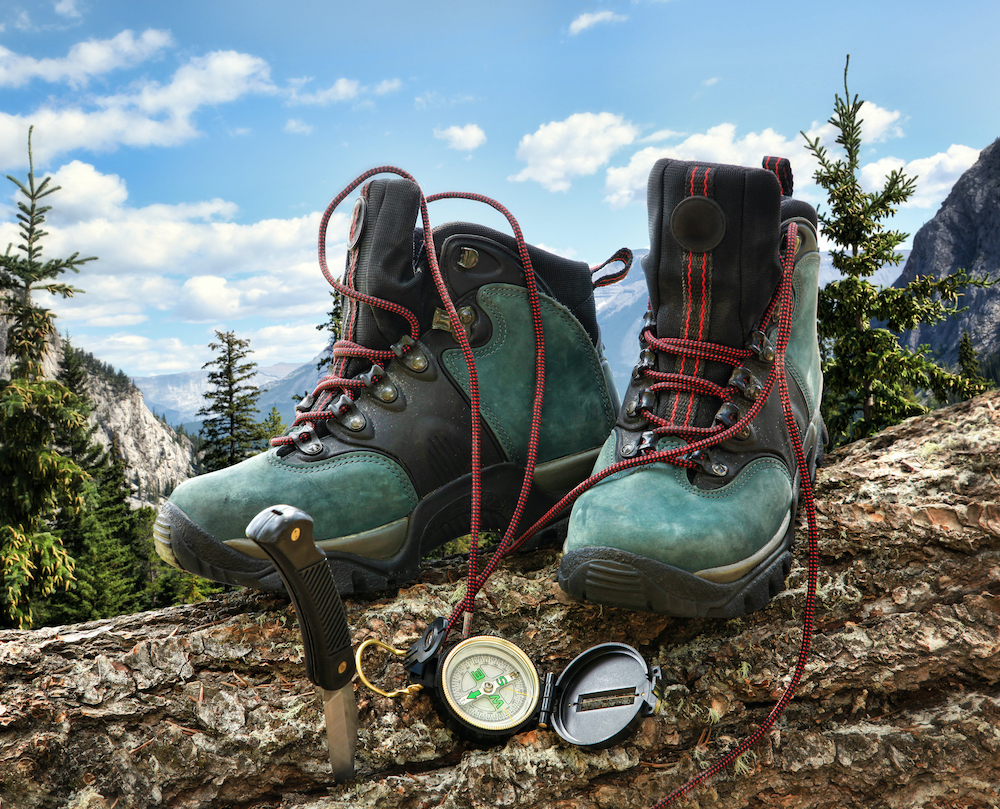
top-left (2, 391), bottom-right (999, 809)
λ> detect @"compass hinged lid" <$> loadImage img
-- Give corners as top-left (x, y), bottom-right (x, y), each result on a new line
top-left (545, 642), bottom-right (661, 749)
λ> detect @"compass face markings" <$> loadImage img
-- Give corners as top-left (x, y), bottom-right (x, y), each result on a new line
top-left (440, 637), bottom-right (540, 732)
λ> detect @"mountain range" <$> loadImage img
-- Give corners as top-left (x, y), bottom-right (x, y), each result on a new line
top-left (133, 249), bottom-right (911, 422)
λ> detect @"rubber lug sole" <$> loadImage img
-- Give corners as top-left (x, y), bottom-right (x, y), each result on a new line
top-left (158, 462), bottom-right (569, 596)
top-left (558, 414), bottom-right (827, 617)
top-left (557, 541), bottom-right (793, 618)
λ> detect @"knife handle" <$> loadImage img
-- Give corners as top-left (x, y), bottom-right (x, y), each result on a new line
top-left (246, 505), bottom-right (355, 691)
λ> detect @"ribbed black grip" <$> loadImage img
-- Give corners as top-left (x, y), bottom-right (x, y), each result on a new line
top-left (246, 505), bottom-right (355, 690)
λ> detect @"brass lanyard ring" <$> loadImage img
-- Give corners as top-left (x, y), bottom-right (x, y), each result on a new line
top-left (355, 638), bottom-right (424, 699)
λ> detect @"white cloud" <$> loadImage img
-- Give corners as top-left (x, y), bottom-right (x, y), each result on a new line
top-left (858, 101), bottom-right (905, 142)
top-left (0, 29), bottom-right (173, 88)
top-left (569, 11), bottom-right (627, 35)
top-left (860, 144), bottom-right (980, 209)
top-left (375, 78), bottom-right (402, 95)
top-left (511, 112), bottom-right (640, 192)
top-left (54, 0), bottom-right (82, 18)
top-left (0, 49), bottom-right (275, 168)
top-left (802, 100), bottom-right (905, 153)
top-left (639, 128), bottom-right (682, 143)
top-left (0, 161), bottom-right (348, 359)
top-left (285, 118), bottom-right (313, 135)
top-left (288, 77), bottom-right (360, 105)
top-left (534, 243), bottom-right (578, 259)
top-left (434, 124), bottom-right (486, 151)
top-left (703, 77), bottom-right (719, 87)
top-left (604, 123), bottom-right (808, 207)
top-left (415, 91), bottom-right (476, 110)
top-left (83, 334), bottom-right (205, 376)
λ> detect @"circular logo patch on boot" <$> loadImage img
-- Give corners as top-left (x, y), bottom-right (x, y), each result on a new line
top-left (347, 196), bottom-right (367, 250)
top-left (669, 196), bottom-right (727, 253)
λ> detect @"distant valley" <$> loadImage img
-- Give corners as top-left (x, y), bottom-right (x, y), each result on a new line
top-left (132, 250), bottom-right (911, 426)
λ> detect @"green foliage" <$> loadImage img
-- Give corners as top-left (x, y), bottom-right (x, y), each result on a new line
top-left (802, 57), bottom-right (993, 447)
top-left (198, 330), bottom-right (264, 472)
top-left (37, 348), bottom-right (155, 625)
top-left (979, 346), bottom-right (1000, 389)
top-left (256, 405), bottom-right (287, 451)
top-left (316, 288), bottom-right (344, 372)
top-left (148, 551), bottom-right (222, 609)
top-left (0, 128), bottom-right (96, 627)
top-left (957, 331), bottom-right (989, 389)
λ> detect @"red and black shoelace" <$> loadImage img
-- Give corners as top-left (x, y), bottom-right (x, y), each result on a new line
top-left (291, 169), bottom-right (818, 806)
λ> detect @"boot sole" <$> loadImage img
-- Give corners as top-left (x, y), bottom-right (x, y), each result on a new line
top-left (557, 416), bottom-right (826, 617)
top-left (557, 537), bottom-right (794, 618)
top-left (154, 461), bottom-right (574, 595)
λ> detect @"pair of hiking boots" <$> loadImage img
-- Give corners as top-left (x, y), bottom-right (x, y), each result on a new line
top-left (153, 157), bottom-right (823, 619)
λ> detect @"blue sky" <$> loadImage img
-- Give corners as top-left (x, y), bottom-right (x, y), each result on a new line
top-left (2, 0), bottom-right (998, 378)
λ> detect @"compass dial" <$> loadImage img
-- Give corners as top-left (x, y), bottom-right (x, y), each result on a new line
top-left (439, 636), bottom-right (540, 734)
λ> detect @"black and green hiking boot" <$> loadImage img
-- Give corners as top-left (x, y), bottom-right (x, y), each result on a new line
top-left (154, 173), bottom-right (619, 594)
top-left (558, 157), bottom-right (824, 617)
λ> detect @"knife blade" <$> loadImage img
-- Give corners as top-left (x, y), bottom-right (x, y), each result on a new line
top-left (246, 505), bottom-right (357, 781)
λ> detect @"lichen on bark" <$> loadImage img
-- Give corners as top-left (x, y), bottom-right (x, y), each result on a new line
top-left (2, 391), bottom-right (999, 808)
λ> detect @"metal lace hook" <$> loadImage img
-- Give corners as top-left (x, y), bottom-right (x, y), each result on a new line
top-left (355, 638), bottom-right (424, 699)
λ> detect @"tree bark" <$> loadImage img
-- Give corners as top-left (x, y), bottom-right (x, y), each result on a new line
top-left (2, 391), bottom-right (999, 809)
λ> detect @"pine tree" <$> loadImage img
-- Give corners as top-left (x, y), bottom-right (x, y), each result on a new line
top-left (0, 127), bottom-right (96, 627)
top-left (256, 405), bottom-right (287, 451)
top-left (316, 289), bottom-right (344, 373)
top-left (802, 57), bottom-right (993, 447)
top-left (957, 331), bottom-right (988, 388)
top-left (198, 330), bottom-right (264, 472)
top-left (38, 352), bottom-right (158, 625)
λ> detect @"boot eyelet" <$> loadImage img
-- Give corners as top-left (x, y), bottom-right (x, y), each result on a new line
top-left (729, 367), bottom-right (762, 401)
top-left (377, 383), bottom-right (398, 403)
top-left (685, 449), bottom-right (728, 477)
top-left (292, 424), bottom-right (324, 455)
top-left (632, 349), bottom-right (656, 380)
top-left (637, 431), bottom-right (657, 454)
top-left (749, 330), bottom-right (776, 363)
top-left (392, 336), bottom-right (430, 373)
top-left (295, 392), bottom-right (316, 413)
top-left (332, 394), bottom-right (367, 432)
top-left (620, 442), bottom-right (637, 458)
top-left (714, 402), bottom-right (740, 429)
top-left (358, 364), bottom-right (386, 389)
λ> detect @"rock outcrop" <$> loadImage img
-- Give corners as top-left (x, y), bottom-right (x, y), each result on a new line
top-left (897, 137), bottom-right (1000, 366)
top-left (1, 304), bottom-right (197, 507)
top-left (83, 372), bottom-right (196, 505)
top-left (1, 390), bottom-right (998, 809)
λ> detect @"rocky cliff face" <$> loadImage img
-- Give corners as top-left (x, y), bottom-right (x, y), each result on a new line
top-left (897, 137), bottom-right (1000, 365)
top-left (83, 373), bottom-right (197, 506)
top-left (1, 305), bottom-right (197, 507)
top-left (2, 389), bottom-right (998, 808)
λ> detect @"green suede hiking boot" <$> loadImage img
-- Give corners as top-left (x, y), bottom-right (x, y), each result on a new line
top-left (154, 173), bottom-right (619, 594)
top-left (558, 157), bottom-right (824, 617)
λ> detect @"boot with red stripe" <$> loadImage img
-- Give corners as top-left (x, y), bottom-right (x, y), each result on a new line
top-left (558, 157), bottom-right (824, 617)
top-left (154, 172), bottom-right (620, 594)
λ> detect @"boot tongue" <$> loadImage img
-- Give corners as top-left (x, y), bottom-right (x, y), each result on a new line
top-left (340, 178), bottom-right (426, 378)
top-left (641, 159), bottom-right (782, 427)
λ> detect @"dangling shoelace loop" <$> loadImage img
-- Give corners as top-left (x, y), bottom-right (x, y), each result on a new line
top-left (424, 191), bottom-right (548, 639)
top-left (275, 169), bottom-right (547, 642)
top-left (648, 221), bottom-right (820, 809)
top-left (591, 247), bottom-right (633, 288)
top-left (271, 167), bottom-right (430, 447)
top-left (506, 222), bottom-right (821, 808)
